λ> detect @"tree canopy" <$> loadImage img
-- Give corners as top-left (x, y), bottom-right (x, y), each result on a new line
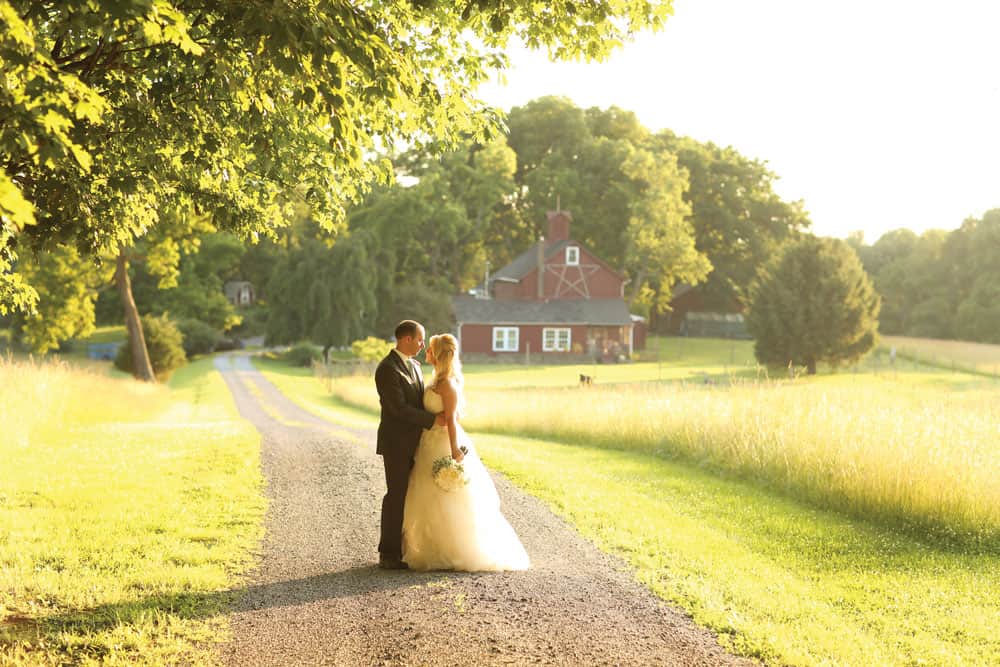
top-left (1, 0), bottom-right (675, 314)
top-left (747, 236), bottom-right (880, 374)
top-left (851, 209), bottom-right (1000, 343)
top-left (653, 130), bottom-right (810, 308)
top-left (504, 97), bottom-right (806, 318)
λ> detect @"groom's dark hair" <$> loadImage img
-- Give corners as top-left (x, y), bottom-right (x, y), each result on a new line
top-left (394, 320), bottom-right (421, 340)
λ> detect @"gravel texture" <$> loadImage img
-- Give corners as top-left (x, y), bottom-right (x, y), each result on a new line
top-left (214, 354), bottom-right (755, 666)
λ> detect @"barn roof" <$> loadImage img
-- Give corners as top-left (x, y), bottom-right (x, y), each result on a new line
top-left (492, 240), bottom-right (571, 281)
top-left (453, 295), bottom-right (632, 325)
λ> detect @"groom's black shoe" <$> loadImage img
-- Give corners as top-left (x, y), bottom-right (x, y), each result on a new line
top-left (378, 556), bottom-right (409, 570)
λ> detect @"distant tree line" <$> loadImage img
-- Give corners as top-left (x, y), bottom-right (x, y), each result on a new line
top-left (848, 209), bottom-right (1000, 344)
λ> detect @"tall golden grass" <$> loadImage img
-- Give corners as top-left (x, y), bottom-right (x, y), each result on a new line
top-left (329, 373), bottom-right (1000, 542)
top-left (1, 355), bottom-right (165, 448)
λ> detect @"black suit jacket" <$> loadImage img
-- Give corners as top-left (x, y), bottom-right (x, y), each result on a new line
top-left (374, 351), bottom-right (436, 458)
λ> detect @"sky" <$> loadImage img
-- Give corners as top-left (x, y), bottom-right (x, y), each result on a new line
top-left (478, 0), bottom-right (1000, 242)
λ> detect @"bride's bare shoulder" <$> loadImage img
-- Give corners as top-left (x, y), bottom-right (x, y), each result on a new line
top-left (436, 377), bottom-right (459, 395)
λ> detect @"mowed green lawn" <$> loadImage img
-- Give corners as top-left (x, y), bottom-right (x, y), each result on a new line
top-left (462, 336), bottom-right (759, 387)
top-left (259, 340), bottom-right (1000, 667)
top-left (0, 356), bottom-right (265, 665)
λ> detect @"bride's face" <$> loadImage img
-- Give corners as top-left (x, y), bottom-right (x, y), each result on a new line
top-left (425, 346), bottom-right (437, 365)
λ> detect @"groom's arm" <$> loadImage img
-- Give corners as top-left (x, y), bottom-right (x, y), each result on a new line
top-left (375, 363), bottom-right (436, 430)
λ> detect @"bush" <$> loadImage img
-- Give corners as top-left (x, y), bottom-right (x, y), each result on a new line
top-left (350, 336), bottom-right (394, 362)
top-left (283, 342), bottom-right (322, 367)
top-left (231, 304), bottom-right (269, 338)
top-left (214, 337), bottom-right (243, 352)
top-left (176, 318), bottom-right (222, 358)
top-left (114, 314), bottom-right (187, 381)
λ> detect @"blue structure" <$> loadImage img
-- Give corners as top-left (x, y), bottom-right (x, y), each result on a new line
top-left (87, 342), bottom-right (122, 360)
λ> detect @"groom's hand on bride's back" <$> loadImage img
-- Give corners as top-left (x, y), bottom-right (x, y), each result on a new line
top-left (435, 412), bottom-right (447, 427)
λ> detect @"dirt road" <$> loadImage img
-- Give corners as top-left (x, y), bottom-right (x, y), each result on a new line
top-left (215, 354), bottom-right (753, 666)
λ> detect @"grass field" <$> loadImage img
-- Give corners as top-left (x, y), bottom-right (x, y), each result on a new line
top-left (314, 344), bottom-right (1000, 545)
top-left (0, 356), bottom-right (265, 665)
top-left (462, 337), bottom-right (760, 387)
top-left (882, 334), bottom-right (1000, 376)
top-left (255, 358), bottom-right (1000, 666)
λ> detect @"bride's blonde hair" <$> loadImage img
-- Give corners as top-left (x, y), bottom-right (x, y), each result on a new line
top-left (428, 334), bottom-right (462, 390)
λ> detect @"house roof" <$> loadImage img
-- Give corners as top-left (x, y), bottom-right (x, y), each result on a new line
top-left (492, 240), bottom-right (571, 281)
top-left (223, 280), bottom-right (253, 300)
top-left (453, 295), bottom-right (633, 326)
top-left (671, 283), bottom-right (696, 299)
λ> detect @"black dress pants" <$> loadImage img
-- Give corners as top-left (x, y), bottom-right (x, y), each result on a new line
top-left (378, 453), bottom-right (413, 559)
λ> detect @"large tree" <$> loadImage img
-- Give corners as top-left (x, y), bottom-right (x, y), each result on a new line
top-left (264, 225), bottom-right (378, 357)
top-left (653, 130), bottom-right (810, 309)
top-left (505, 96), bottom-right (708, 310)
top-left (746, 236), bottom-right (880, 375)
top-left (1, 0), bottom-right (673, 378)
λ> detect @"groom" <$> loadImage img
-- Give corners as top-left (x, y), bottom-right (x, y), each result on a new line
top-left (374, 320), bottom-right (444, 569)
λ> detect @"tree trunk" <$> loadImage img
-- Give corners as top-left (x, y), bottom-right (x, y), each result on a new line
top-left (806, 358), bottom-right (817, 375)
top-left (627, 269), bottom-right (647, 303)
top-left (115, 247), bottom-right (156, 382)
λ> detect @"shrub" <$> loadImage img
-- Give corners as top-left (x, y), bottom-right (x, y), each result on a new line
top-left (350, 336), bottom-right (394, 362)
top-left (214, 337), bottom-right (243, 352)
top-left (176, 318), bottom-right (222, 358)
top-left (115, 314), bottom-right (187, 381)
top-left (283, 342), bottom-right (322, 367)
top-left (231, 304), bottom-right (268, 338)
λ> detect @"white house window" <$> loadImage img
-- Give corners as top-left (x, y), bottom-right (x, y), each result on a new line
top-left (543, 327), bottom-right (571, 352)
top-left (492, 327), bottom-right (519, 352)
top-left (565, 246), bottom-right (580, 265)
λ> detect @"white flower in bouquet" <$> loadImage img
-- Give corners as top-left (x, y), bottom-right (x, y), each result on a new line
top-left (432, 455), bottom-right (469, 492)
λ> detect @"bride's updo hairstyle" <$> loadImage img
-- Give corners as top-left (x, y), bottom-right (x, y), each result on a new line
top-left (428, 334), bottom-right (462, 389)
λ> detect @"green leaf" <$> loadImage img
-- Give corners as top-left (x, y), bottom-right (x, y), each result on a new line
top-left (0, 176), bottom-right (36, 230)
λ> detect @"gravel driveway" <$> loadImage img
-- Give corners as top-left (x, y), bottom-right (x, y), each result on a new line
top-left (214, 354), bottom-right (754, 666)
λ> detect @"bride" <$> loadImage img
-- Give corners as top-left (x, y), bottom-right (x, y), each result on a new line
top-left (402, 334), bottom-right (530, 572)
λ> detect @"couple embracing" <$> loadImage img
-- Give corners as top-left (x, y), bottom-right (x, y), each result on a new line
top-left (374, 320), bottom-right (530, 572)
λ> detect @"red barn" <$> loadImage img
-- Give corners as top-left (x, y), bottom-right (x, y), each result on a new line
top-left (453, 209), bottom-right (642, 362)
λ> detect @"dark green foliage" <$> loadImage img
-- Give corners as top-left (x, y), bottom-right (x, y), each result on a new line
top-left (282, 342), bottom-right (323, 367)
top-left (954, 275), bottom-right (1000, 344)
top-left (264, 225), bottom-right (377, 352)
top-left (653, 130), bottom-right (811, 308)
top-left (230, 305), bottom-right (269, 339)
top-left (114, 314), bottom-right (186, 381)
top-left (500, 97), bottom-right (807, 319)
top-left (130, 232), bottom-right (244, 332)
top-left (375, 282), bottom-right (456, 339)
top-left (505, 97), bottom-right (710, 310)
top-left (747, 236), bottom-right (881, 374)
top-left (176, 319), bottom-right (221, 358)
top-left (852, 209), bottom-right (1000, 343)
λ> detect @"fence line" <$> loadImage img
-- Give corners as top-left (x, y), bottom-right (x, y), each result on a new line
top-left (311, 358), bottom-right (376, 392)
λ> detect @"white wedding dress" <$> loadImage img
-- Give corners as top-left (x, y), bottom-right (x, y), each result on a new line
top-left (402, 387), bottom-right (530, 572)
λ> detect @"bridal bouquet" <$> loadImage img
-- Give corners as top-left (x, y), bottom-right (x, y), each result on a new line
top-left (432, 456), bottom-right (469, 492)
